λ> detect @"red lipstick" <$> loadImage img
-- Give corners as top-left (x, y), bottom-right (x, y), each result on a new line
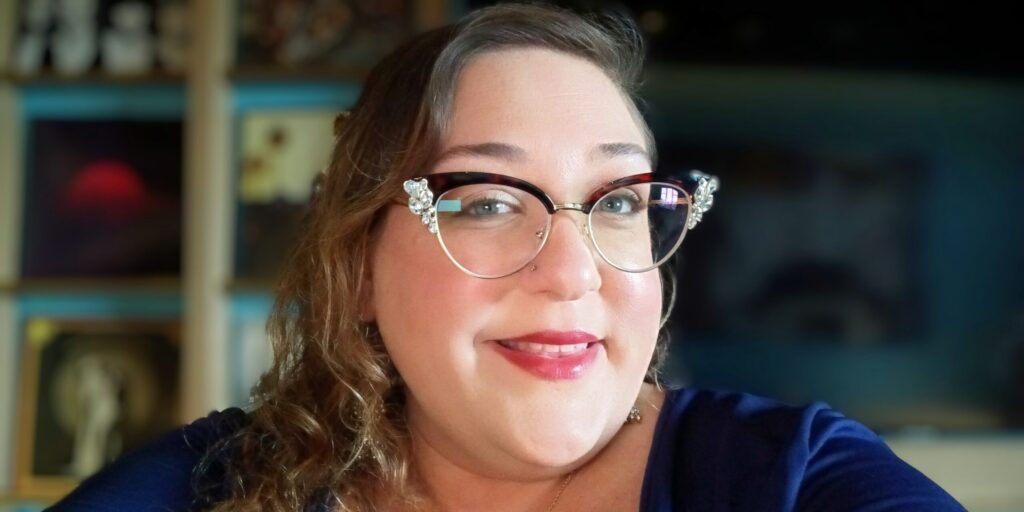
top-left (491, 330), bottom-right (601, 380)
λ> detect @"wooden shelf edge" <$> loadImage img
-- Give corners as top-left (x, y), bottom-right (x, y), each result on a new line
top-left (0, 492), bottom-right (58, 504)
top-left (0, 70), bottom-right (186, 86)
top-left (229, 65), bottom-right (370, 83)
top-left (226, 278), bottom-right (277, 293)
top-left (0, 278), bottom-right (183, 294)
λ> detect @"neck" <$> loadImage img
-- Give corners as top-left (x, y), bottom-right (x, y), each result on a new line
top-left (406, 419), bottom-right (580, 512)
top-left (396, 383), bottom-right (665, 511)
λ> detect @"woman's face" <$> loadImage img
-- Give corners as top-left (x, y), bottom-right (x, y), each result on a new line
top-left (368, 48), bottom-right (662, 478)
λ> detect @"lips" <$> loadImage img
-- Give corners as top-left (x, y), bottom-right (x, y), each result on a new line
top-left (503, 330), bottom-right (601, 346)
top-left (490, 330), bottom-right (602, 380)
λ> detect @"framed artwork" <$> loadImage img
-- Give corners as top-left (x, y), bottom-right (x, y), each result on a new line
top-left (663, 142), bottom-right (928, 346)
top-left (21, 118), bottom-right (183, 279)
top-left (235, 0), bottom-right (445, 71)
top-left (14, 318), bottom-right (180, 498)
top-left (235, 109), bottom-right (336, 278)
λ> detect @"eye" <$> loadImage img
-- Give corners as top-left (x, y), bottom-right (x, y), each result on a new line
top-left (597, 190), bottom-right (643, 215)
top-left (450, 188), bottom-right (524, 218)
top-left (465, 198), bottom-right (516, 216)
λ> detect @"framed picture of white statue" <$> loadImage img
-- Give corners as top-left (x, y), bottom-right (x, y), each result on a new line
top-left (13, 318), bottom-right (180, 499)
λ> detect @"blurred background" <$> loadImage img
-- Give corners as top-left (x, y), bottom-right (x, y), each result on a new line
top-left (0, 0), bottom-right (1021, 510)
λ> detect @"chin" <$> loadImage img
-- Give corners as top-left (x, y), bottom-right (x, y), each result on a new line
top-left (500, 414), bottom-right (610, 468)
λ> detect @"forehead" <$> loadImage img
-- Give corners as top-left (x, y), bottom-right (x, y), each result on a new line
top-left (441, 48), bottom-right (648, 168)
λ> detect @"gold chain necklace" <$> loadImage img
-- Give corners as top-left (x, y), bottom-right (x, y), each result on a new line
top-left (544, 470), bottom-right (576, 512)
top-left (547, 405), bottom-right (639, 511)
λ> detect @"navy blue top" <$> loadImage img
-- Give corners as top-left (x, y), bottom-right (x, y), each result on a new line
top-left (48, 387), bottom-right (965, 511)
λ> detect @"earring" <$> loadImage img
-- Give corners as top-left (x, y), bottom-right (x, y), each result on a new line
top-left (625, 405), bottom-right (642, 424)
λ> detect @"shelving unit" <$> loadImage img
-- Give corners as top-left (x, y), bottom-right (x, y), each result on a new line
top-left (0, 1), bottom-right (452, 507)
top-left (1, 1), bottom-right (1022, 510)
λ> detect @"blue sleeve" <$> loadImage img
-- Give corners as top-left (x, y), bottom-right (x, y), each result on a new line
top-left (642, 388), bottom-right (966, 512)
top-left (792, 405), bottom-right (965, 511)
top-left (45, 409), bottom-right (243, 512)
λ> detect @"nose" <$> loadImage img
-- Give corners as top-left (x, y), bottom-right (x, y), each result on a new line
top-left (520, 212), bottom-right (602, 300)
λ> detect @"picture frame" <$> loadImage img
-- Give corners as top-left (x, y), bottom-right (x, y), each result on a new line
top-left (21, 118), bottom-right (184, 279)
top-left (662, 142), bottom-right (928, 346)
top-left (234, 108), bottom-right (337, 279)
top-left (13, 318), bottom-right (180, 499)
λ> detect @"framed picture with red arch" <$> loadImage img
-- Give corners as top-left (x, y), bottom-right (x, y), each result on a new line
top-left (20, 118), bottom-right (183, 279)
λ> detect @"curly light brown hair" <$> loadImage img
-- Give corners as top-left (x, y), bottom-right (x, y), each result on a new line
top-left (196, 3), bottom-right (674, 511)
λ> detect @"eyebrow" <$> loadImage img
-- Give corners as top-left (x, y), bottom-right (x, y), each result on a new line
top-left (435, 142), bottom-right (527, 164)
top-left (591, 142), bottom-right (650, 163)
top-left (436, 141), bottom-right (651, 166)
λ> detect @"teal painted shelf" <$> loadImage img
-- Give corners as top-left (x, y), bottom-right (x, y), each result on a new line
top-left (21, 84), bottom-right (185, 119)
top-left (233, 82), bottom-right (361, 111)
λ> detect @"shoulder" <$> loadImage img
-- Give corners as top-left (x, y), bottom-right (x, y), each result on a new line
top-left (46, 408), bottom-right (248, 512)
top-left (642, 387), bottom-right (965, 511)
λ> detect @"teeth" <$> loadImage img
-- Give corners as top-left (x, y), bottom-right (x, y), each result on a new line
top-left (499, 340), bottom-right (590, 355)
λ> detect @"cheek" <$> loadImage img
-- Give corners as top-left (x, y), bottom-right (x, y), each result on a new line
top-left (370, 213), bottom-right (492, 378)
top-left (604, 269), bottom-right (663, 358)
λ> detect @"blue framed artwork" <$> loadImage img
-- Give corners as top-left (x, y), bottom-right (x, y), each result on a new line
top-left (664, 143), bottom-right (928, 346)
top-left (644, 68), bottom-right (1024, 432)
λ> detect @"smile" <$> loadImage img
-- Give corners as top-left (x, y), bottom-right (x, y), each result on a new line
top-left (490, 333), bottom-right (602, 380)
top-left (496, 340), bottom-right (595, 356)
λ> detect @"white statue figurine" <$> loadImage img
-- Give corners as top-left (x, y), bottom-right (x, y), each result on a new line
top-left (12, 0), bottom-right (54, 75)
top-left (156, 1), bottom-right (188, 73)
top-left (51, 0), bottom-right (100, 75)
top-left (102, 1), bottom-right (156, 75)
top-left (69, 355), bottom-right (123, 478)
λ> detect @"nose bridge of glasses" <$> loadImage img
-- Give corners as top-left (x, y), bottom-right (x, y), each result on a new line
top-left (541, 205), bottom-right (593, 246)
top-left (552, 202), bottom-right (587, 212)
top-left (552, 202), bottom-right (589, 229)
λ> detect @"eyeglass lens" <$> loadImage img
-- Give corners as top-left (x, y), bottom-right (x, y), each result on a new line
top-left (433, 182), bottom-right (691, 277)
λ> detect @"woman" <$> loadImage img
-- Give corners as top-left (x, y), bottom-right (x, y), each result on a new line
top-left (51, 3), bottom-right (963, 511)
